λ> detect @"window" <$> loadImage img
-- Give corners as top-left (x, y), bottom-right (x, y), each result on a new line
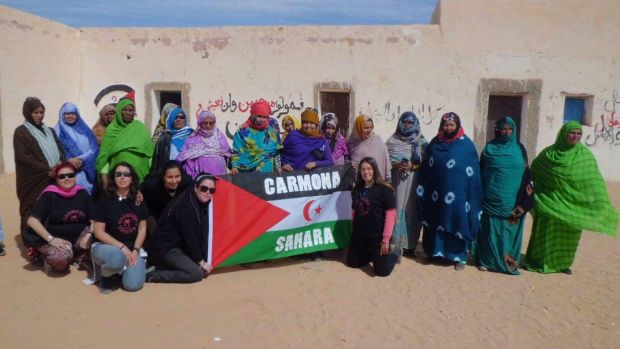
top-left (563, 96), bottom-right (593, 125)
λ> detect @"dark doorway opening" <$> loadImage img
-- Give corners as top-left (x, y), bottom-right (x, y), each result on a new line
top-left (158, 91), bottom-right (182, 113)
top-left (320, 92), bottom-right (350, 136)
top-left (486, 95), bottom-right (523, 142)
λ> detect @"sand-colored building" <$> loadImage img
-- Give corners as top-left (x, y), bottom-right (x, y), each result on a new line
top-left (1, 0), bottom-right (618, 180)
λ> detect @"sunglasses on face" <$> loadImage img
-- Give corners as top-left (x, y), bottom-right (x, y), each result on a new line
top-left (176, 114), bottom-right (186, 120)
top-left (115, 171), bottom-right (131, 178)
top-left (197, 185), bottom-right (216, 194)
top-left (56, 172), bottom-right (76, 180)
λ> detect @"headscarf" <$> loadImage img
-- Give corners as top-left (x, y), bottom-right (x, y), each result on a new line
top-left (242, 99), bottom-right (272, 131)
top-left (386, 111), bottom-right (427, 165)
top-left (281, 114), bottom-right (301, 140)
top-left (95, 98), bottom-right (154, 181)
top-left (93, 104), bottom-right (115, 145)
top-left (177, 109), bottom-right (231, 161)
top-left (21, 97), bottom-right (61, 167)
top-left (165, 107), bottom-right (193, 153)
top-left (299, 108), bottom-right (321, 138)
top-left (347, 114), bottom-right (374, 150)
top-left (480, 116), bottom-right (525, 217)
top-left (152, 102), bottom-right (179, 142)
top-left (320, 113), bottom-right (348, 164)
top-left (438, 112), bottom-right (465, 143)
top-left (55, 102), bottom-right (99, 183)
top-left (531, 121), bottom-right (618, 235)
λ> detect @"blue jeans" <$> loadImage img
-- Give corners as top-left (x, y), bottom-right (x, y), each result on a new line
top-left (91, 243), bottom-right (145, 292)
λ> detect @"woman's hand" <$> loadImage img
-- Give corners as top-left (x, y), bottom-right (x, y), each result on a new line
top-left (508, 206), bottom-right (525, 224)
top-left (76, 231), bottom-right (93, 250)
top-left (68, 157), bottom-right (83, 169)
top-left (50, 237), bottom-right (71, 251)
top-left (379, 242), bottom-right (389, 256)
top-left (120, 245), bottom-right (135, 266)
top-left (304, 162), bottom-right (316, 171)
top-left (199, 260), bottom-right (212, 275)
top-left (282, 164), bottom-right (294, 172)
top-left (231, 168), bottom-right (239, 175)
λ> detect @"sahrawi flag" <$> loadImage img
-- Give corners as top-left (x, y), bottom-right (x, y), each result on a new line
top-left (206, 164), bottom-right (354, 268)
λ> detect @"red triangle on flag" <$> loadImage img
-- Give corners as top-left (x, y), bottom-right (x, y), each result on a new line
top-left (211, 178), bottom-right (289, 267)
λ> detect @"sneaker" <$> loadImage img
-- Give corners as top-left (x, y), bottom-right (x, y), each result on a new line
top-left (0, 243), bottom-right (6, 256)
top-left (144, 266), bottom-right (156, 283)
top-left (477, 265), bottom-right (488, 271)
top-left (100, 277), bottom-right (113, 294)
top-left (563, 268), bottom-right (572, 275)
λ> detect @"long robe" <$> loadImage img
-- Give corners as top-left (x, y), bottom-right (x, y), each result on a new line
top-left (14, 125), bottom-right (65, 233)
top-left (523, 121), bottom-right (618, 273)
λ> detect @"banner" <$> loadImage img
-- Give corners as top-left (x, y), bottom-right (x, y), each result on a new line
top-left (208, 164), bottom-right (354, 268)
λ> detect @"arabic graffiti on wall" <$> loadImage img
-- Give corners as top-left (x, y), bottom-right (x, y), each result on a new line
top-left (584, 89), bottom-right (620, 148)
top-left (206, 93), bottom-right (305, 119)
top-left (361, 101), bottom-right (444, 125)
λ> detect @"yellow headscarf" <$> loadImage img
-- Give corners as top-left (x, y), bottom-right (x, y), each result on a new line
top-left (300, 109), bottom-right (321, 138)
top-left (281, 114), bottom-right (301, 140)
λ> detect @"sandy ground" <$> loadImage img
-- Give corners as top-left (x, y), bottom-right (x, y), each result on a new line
top-left (0, 172), bottom-right (618, 349)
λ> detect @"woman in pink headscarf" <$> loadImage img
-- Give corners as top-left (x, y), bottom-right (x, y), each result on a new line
top-left (177, 106), bottom-right (231, 177)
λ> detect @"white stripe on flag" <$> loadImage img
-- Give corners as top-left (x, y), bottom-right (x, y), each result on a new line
top-left (207, 196), bottom-right (214, 265)
top-left (267, 191), bottom-right (352, 231)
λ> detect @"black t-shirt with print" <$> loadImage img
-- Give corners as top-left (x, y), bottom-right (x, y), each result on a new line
top-left (30, 190), bottom-right (94, 243)
top-left (93, 196), bottom-right (148, 250)
top-left (351, 184), bottom-right (395, 239)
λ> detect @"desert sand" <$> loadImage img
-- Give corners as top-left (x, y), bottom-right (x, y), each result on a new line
top-left (0, 172), bottom-right (618, 349)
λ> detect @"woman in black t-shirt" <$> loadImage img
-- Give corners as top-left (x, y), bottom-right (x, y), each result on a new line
top-left (347, 157), bottom-right (399, 277)
top-left (26, 162), bottom-right (94, 273)
top-left (92, 162), bottom-right (148, 293)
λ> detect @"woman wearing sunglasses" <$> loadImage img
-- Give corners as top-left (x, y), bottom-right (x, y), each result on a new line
top-left (91, 162), bottom-right (148, 293)
top-left (151, 107), bottom-right (193, 174)
top-left (145, 173), bottom-right (216, 283)
top-left (25, 162), bottom-right (95, 274)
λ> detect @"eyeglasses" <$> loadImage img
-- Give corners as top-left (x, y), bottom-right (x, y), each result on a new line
top-left (115, 171), bottom-right (131, 178)
top-left (56, 173), bottom-right (76, 180)
top-left (198, 185), bottom-right (216, 194)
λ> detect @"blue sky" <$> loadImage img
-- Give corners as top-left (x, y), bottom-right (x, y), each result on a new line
top-left (0, 0), bottom-right (437, 27)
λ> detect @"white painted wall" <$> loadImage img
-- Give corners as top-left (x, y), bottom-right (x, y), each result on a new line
top-left (1, 0), bottom-right (618, 180)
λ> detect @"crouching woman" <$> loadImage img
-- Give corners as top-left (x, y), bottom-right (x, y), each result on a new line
top-left (145, 173), bottom-right (216, 283)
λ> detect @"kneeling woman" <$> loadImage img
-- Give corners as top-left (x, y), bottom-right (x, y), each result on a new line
top-left (92, 162), bottom-right (148, 293)
top-left (145, 173), bottom-right (216, 283)
top-left (347, 157), bottom-right (399, 277)
top-left (25, 162), bottom-right (94, 273)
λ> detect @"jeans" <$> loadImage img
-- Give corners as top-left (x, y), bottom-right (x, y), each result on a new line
top-left (91, 243), bottom-right (145, 292)
top-left (148, 247), bottom-right (204, 284)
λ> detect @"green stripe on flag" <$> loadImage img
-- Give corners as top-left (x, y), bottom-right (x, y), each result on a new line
top-left (219, 220), bottom-right (351, 267)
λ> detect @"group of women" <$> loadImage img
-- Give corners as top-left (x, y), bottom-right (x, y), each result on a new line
top-left (12, 94), bottom-right (618, 293)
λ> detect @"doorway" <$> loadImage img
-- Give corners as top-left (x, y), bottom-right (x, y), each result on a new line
top-left (486, 95), bottom-right (523, 142)
top-left (320, 91), bottom-right (350, 136)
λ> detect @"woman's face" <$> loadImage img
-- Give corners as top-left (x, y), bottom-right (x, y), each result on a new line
top-left (30, 106), bottom-right (45, 125)
top-left (284, 120), bottom-right (294, 133)
top-left (324, 124), bottom-right (336, 138)
top-left (253, 115), bottom-right (269, 127)
top-left (401, 120), bottom-right (414, 130)
top-left (114, 165), bottom-right (132, 190)
top-left (359, 162), bottom-right (374, 184)
top-left (163, 167), bottom-right (182, 191)
top-left (63, 112), bottom-right (78, 125)
top-left (173, 113), bottom-right (186, 130)
top-left (200, 117), bottom-right (215, 131)
top-left (121, 104), bottom-right (135, 123)
top-left (442, 120), bottom-right (457, 135)
top-left (499, 124), bottom-right (513, 137)
top-left (103, 109), bottom-right (116, 124)
top-left (302, 121), bottom-right (318, 134)
top-left (566, 128), bottom-right (582, 145)
top-left (55, 167), bottom-right (76, 191)
top-left (362, 120), bottom-right (373, 139)
top-left (195, 178), bottom-right (215, 204)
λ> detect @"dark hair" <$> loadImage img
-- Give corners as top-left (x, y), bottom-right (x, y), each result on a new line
top-left (159, 160), bottom-right (184, 180)
top-left (52, 161), bottom-right (78, 178)
top-left (22, 97), bottom-right (45, 122)
top-left (194, 172), bottom-right (218, 188)
top-left (106, 162), bottom-right (140, 200)
top-left (354, 157), bottom-right (393, 192)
